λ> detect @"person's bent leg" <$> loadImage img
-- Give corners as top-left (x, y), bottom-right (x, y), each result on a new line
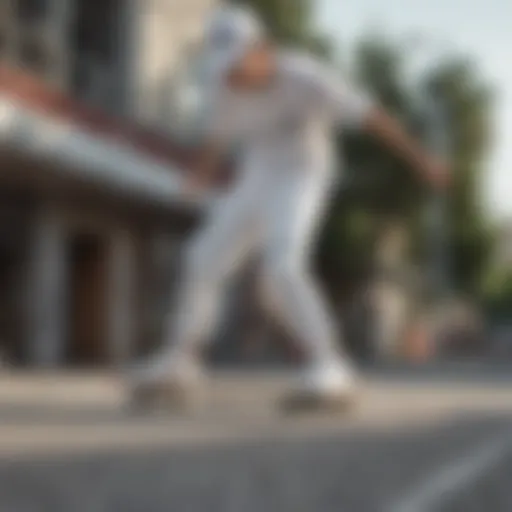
top-left (134, 189), bottom-right (257, 384)
top-left (260, 167), bottom-right (355, 399)
top-left (263, 259), bottom-right (340, 364)
top-left (261, 168), bottom-right (339, 361)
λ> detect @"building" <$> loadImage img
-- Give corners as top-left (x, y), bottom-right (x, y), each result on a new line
top-left (0, 0), bottom-right (216, 367)
top-left (0, 0), bottom-right (214, 121)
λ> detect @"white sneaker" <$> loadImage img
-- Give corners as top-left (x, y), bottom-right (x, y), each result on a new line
top-left (299, 359), bottom-right (357, 395)
top-left (127, 351), bottom-right (205, 410)
top-left (130, 350), bottom-right (204, 384)
top-left (282, 359), bottom-right (358, 412)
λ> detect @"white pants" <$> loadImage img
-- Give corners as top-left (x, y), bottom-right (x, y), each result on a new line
top-left (164, 161), bottom-right (342, 365)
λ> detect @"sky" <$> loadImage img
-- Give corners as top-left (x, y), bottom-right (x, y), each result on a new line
top-left (316, 0), bottom-right (511, 221)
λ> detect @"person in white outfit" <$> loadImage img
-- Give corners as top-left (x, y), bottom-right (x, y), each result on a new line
top-left (130, 5), bottom-right (448, 409)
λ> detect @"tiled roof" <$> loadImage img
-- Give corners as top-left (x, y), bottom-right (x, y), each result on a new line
top-left (0, 65), bottom-right (196, 170)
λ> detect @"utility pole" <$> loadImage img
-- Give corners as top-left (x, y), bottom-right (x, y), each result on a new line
top-left (424, 88), bottom-right (451, 300)
top-left (422, 85), bottom-right (453, 356)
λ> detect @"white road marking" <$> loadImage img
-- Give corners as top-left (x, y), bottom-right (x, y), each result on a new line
top-left (390, 431), bottom-right (512, 512)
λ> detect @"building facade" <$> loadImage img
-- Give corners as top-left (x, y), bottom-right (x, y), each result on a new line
top-left (0, 0), bottom-right (216, 367)
top-left (0, 0), bottom-right (215, 119)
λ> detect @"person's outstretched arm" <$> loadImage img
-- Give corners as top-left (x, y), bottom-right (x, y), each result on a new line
top-left (362, 107), bottom-right (449, 189)
top-left (310, 59), bottom-right (449, 189)
top-left (185, 139), bottom-right (225, 196)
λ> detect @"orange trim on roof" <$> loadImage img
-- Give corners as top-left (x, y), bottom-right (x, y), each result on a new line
top-left (0, 65), bottom-right (195, 170)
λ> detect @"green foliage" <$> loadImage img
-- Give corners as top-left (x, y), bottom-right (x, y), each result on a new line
top-left (332, 34), bottom-right (495, 298)
top-left (422, 60), bottom-right (495, 294)
top-left (316, 195), bottom-right (378, 300)
top-left (228, 0), bottom-right (331, 56)
top-left (483, 266), bottom-right (512, 320)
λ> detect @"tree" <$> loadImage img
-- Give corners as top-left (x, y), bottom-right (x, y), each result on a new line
top-left (228, 0), bottom-right (331, 56)
top-left (319, 34), bottom-right (495, 302)
top-left (318, 36), bottom-right (426, 300)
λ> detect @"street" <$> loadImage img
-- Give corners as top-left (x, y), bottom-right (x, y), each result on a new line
top-left (0, 366), bottom-right (511, 512)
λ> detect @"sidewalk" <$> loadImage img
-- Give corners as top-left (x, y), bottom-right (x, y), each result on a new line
top-left (1, 370), bottom-right (512, 511)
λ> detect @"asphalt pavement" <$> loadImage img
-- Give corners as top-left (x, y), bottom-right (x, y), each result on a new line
top-left (0, 365), bottom-right (511, 512)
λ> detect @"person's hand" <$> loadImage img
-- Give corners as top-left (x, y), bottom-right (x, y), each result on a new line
top-left (421, 155), bottom-right (451, 191)
top-left (181, 144), bottom-right (221, 201)
top-left (182, 171), bottom-right (211, 202)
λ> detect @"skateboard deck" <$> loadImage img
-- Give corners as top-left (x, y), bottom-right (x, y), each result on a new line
top-left (127, 381), bottom-right (200, 413)
top-left (279, 389), bottom-right (358, 415)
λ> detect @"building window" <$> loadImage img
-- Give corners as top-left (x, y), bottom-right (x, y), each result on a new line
top-left (71, 0), bottom-right (119, 65)
top-left (0, 2), bottom-right (10, 58)
top-left (7, 0), bottom-right (53, 76)
top-left (18, 34), bottom-right (49, 73)
top-left (69, 0), bottom-right (128, 114)
top-left (0, 30), bottom-right (7, 59)
top-left (15, 0), bottom-right (49, 25)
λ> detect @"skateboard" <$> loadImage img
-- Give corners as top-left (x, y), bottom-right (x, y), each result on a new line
top-left (279, 389), bottom-right (358, 415)
top-left (126, 380), bottom-right (201, 413)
